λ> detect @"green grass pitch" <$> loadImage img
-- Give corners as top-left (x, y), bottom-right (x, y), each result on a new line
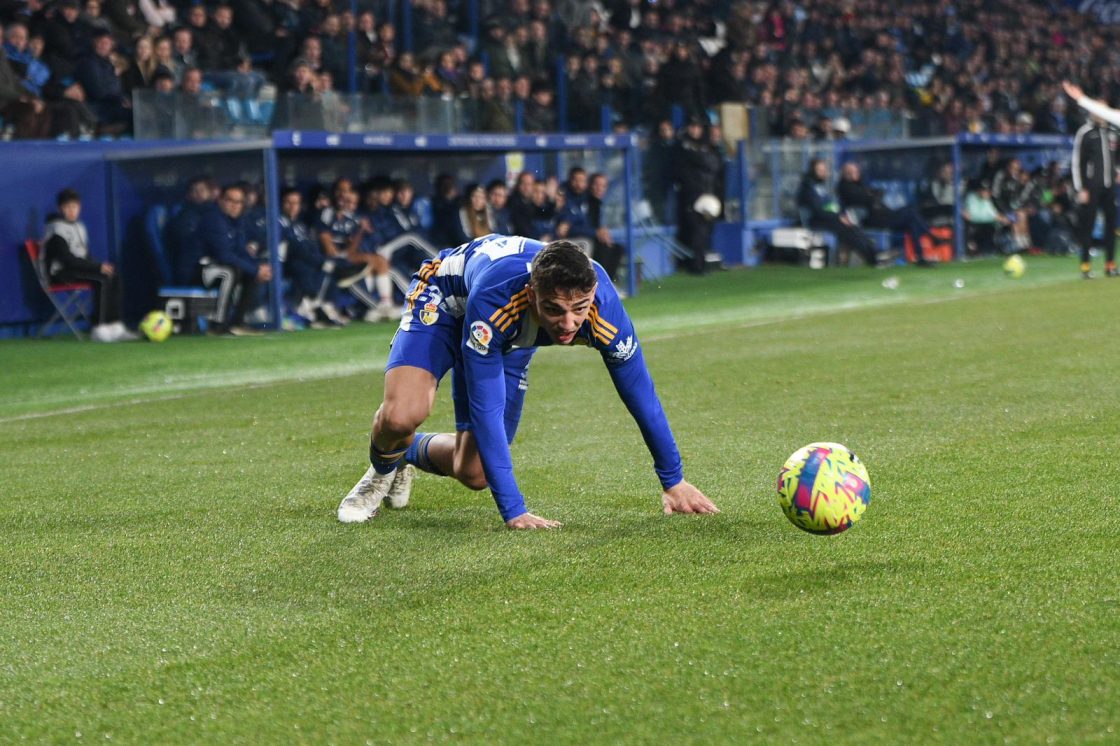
top-left (2, 257), bottom-right (1118, 743)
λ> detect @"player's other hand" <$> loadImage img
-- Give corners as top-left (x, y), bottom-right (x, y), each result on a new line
top-left (506, 512), bottom-right (562, 530)
top-left (662, 481), bottom-right (720, 515)
top-left (1062, 80), bottom-right (1084, 101)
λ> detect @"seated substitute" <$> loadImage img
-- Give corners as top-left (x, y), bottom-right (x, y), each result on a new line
top-left (189, 183), bottom-right (272, 335)
top-left (837, 162), bottom-right (933, 267)
top-left (319, 180), bottom-right (396, 320)
top-left (279, 187), bottom-right (368, 327)
top-left (337, 235), bottom-right (719, 529)
top-left (42, 188), bottom-right (138, 342)
top-left (797, 158), bottom-right (885, 267)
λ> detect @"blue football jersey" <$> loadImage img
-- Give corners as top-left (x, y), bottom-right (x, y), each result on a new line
top-left (407, 234), bottom-right (684, 521)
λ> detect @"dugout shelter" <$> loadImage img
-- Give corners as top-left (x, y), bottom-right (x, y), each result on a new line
top-left (1, 133), bottom-right (639, 337)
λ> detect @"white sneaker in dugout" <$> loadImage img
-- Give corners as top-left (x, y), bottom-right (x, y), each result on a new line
top-left (295, 296), bottom-right (318, 321)
top-left (385, 464), bottom-right (414, 509)
top-left (91, 324), bottom-right (117, 342)
top-left (321, 302), bottom-right (349, 326)
top-left (112, 323), bottom-right (141, 342)
top-left (377, 304), bottom-right (403, 322)
top-left (337, 465), bottom-right (397, 523)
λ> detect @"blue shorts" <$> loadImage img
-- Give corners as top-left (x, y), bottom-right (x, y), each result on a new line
top-left (386, 275), bottom-right (534, 440)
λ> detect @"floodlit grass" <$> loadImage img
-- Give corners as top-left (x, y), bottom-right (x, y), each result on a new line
top-left (2, 257), bottom-right (1117, 743)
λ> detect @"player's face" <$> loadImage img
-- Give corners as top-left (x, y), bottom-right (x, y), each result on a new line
top-left (281, 193), bottom-right (301, 218)
top-left (528, 283), bottom-right (597, 345)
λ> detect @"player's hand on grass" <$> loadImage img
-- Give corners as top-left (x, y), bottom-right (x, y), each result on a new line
top-left (662, 481), bottom-right (720, 515)
top-left (506, 512), bottom-right (562, 530)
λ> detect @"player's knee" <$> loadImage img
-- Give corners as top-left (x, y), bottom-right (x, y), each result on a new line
top-left (376, 403), bottom-right (423, 439)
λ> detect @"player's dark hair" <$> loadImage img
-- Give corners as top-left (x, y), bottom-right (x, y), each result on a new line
top-left (531, 241), bottom-right (596, 297)
top-left (56, 189), bottom-right (81, 206)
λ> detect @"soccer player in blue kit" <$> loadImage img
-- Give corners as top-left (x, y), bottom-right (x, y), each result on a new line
top-left (337, 234), bottom-right (719, 529)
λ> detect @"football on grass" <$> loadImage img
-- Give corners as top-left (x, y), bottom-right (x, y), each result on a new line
top-left (1003, 254), bottom-right (1026, 279)
top-left (140, 310), bottom-right (173, 342)
top-left (777, 442), bottom-right (871, 535)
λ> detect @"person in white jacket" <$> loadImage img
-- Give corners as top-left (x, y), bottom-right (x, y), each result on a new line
top-left (1062, 81), bottom-right (1119, 277)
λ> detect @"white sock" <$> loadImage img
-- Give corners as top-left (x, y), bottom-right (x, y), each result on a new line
top-left (375, 273), bottom-right (392, 305)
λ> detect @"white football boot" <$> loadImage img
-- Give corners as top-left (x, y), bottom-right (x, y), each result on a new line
top-left (337, 466), bottom-right (396, 523)
top-left (385, 464), bottom-right (414, 509)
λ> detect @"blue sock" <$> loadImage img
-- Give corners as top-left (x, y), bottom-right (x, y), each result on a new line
top-left (405, 432), bottom-right (446, 476)
top-left (369, 441), bottom-right (406, 475)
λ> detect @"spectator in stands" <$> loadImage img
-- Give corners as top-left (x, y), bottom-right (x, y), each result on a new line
top-left (169, 176), bottom-right (213, 284)
top-left (0, 23), bottom-right (51, 138)
top-left (837, 162), bottom-right (934, 267)
top-left (587, 172), bottom-right (624, 283)
top-left (433, 49), bottom-right (464, 96)
top-left (81, 0), bottom-right (119, 47)
top-left (1038, 96), bottom-right (1075, 136)
top-left (138, 0), bottom-right (175, 32)
top-left (192, 183), bottom-right (271, 336)
top-left (177, 66), bottom-right (224, 138)
top-left (170, 27), bottom-right (197, 79)
top-left (153, 35), bottom-right (177, 81)
top-left (672, 116), bottom-right (723, 274)
top-left (567, 53), bottom-right (602, 132)
top-left (279, 186), bottom-right (363, 328)
top-left (3, 22), bottom-right (50, 98)
top-left (457, 182), bottom-right (492, 241)
top-left (76, 29), bottom-right (130, 134)
top-left (201, 5), bottom-right (264, 103)
top-left (657, 41), bottom-right (705, 122)
top-left (797, 158), bottom-right (883, 267)
top-left (523, 18), bottom-right (551, 80)
top-left (477, 76), bottom-right (515, 132)
top-left (557, 165), bottom-right (594, 244)
top-left (316, 14), bottom-right (347, 85)
top-left (43, 188), bottom-right (138, 342)
top-left (486, 178), bottom-right (512, 235)
top-left (359, 20), bottom-right (396, 92)
top-left (523, 80), bottom-right (555, 132)
top-left (42, 0), bottom-right (92, 83)
top-left (413, 0), bottom-right (457, 57)
top-left (387, 51), bottom-right (441, 96)
top-left (121, 35), bottom-right (167, 95)
top-left (275, 58), bottom-right (325, 129)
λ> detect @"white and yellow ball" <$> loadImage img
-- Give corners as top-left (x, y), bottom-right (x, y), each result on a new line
top-left (139, 310), bottom-right (173, 342)
top-left (777, 442), bottom-right (871, 535)
top-left (1003, 254), bottom-right (1026, 279)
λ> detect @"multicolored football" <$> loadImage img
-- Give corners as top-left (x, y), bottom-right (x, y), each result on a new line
top-left (777, 442), bottom-right (871, 535)
top-left (140, 310), bottom-right (173, 342)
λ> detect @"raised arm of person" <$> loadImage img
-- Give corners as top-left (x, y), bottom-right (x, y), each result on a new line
top-left (1063, 81), bottom-right (1120, 128)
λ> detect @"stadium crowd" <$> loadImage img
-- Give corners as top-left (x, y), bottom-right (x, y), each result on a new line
top-left (0, 0), bottom-right (1118, 139)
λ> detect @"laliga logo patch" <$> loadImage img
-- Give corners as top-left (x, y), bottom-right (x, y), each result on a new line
top-left (420, 303), bottom-right (439, 326)
top-left (468, 320), bottom-right (493, 355)
top-left (610, 335), bottom-right (637, 362)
